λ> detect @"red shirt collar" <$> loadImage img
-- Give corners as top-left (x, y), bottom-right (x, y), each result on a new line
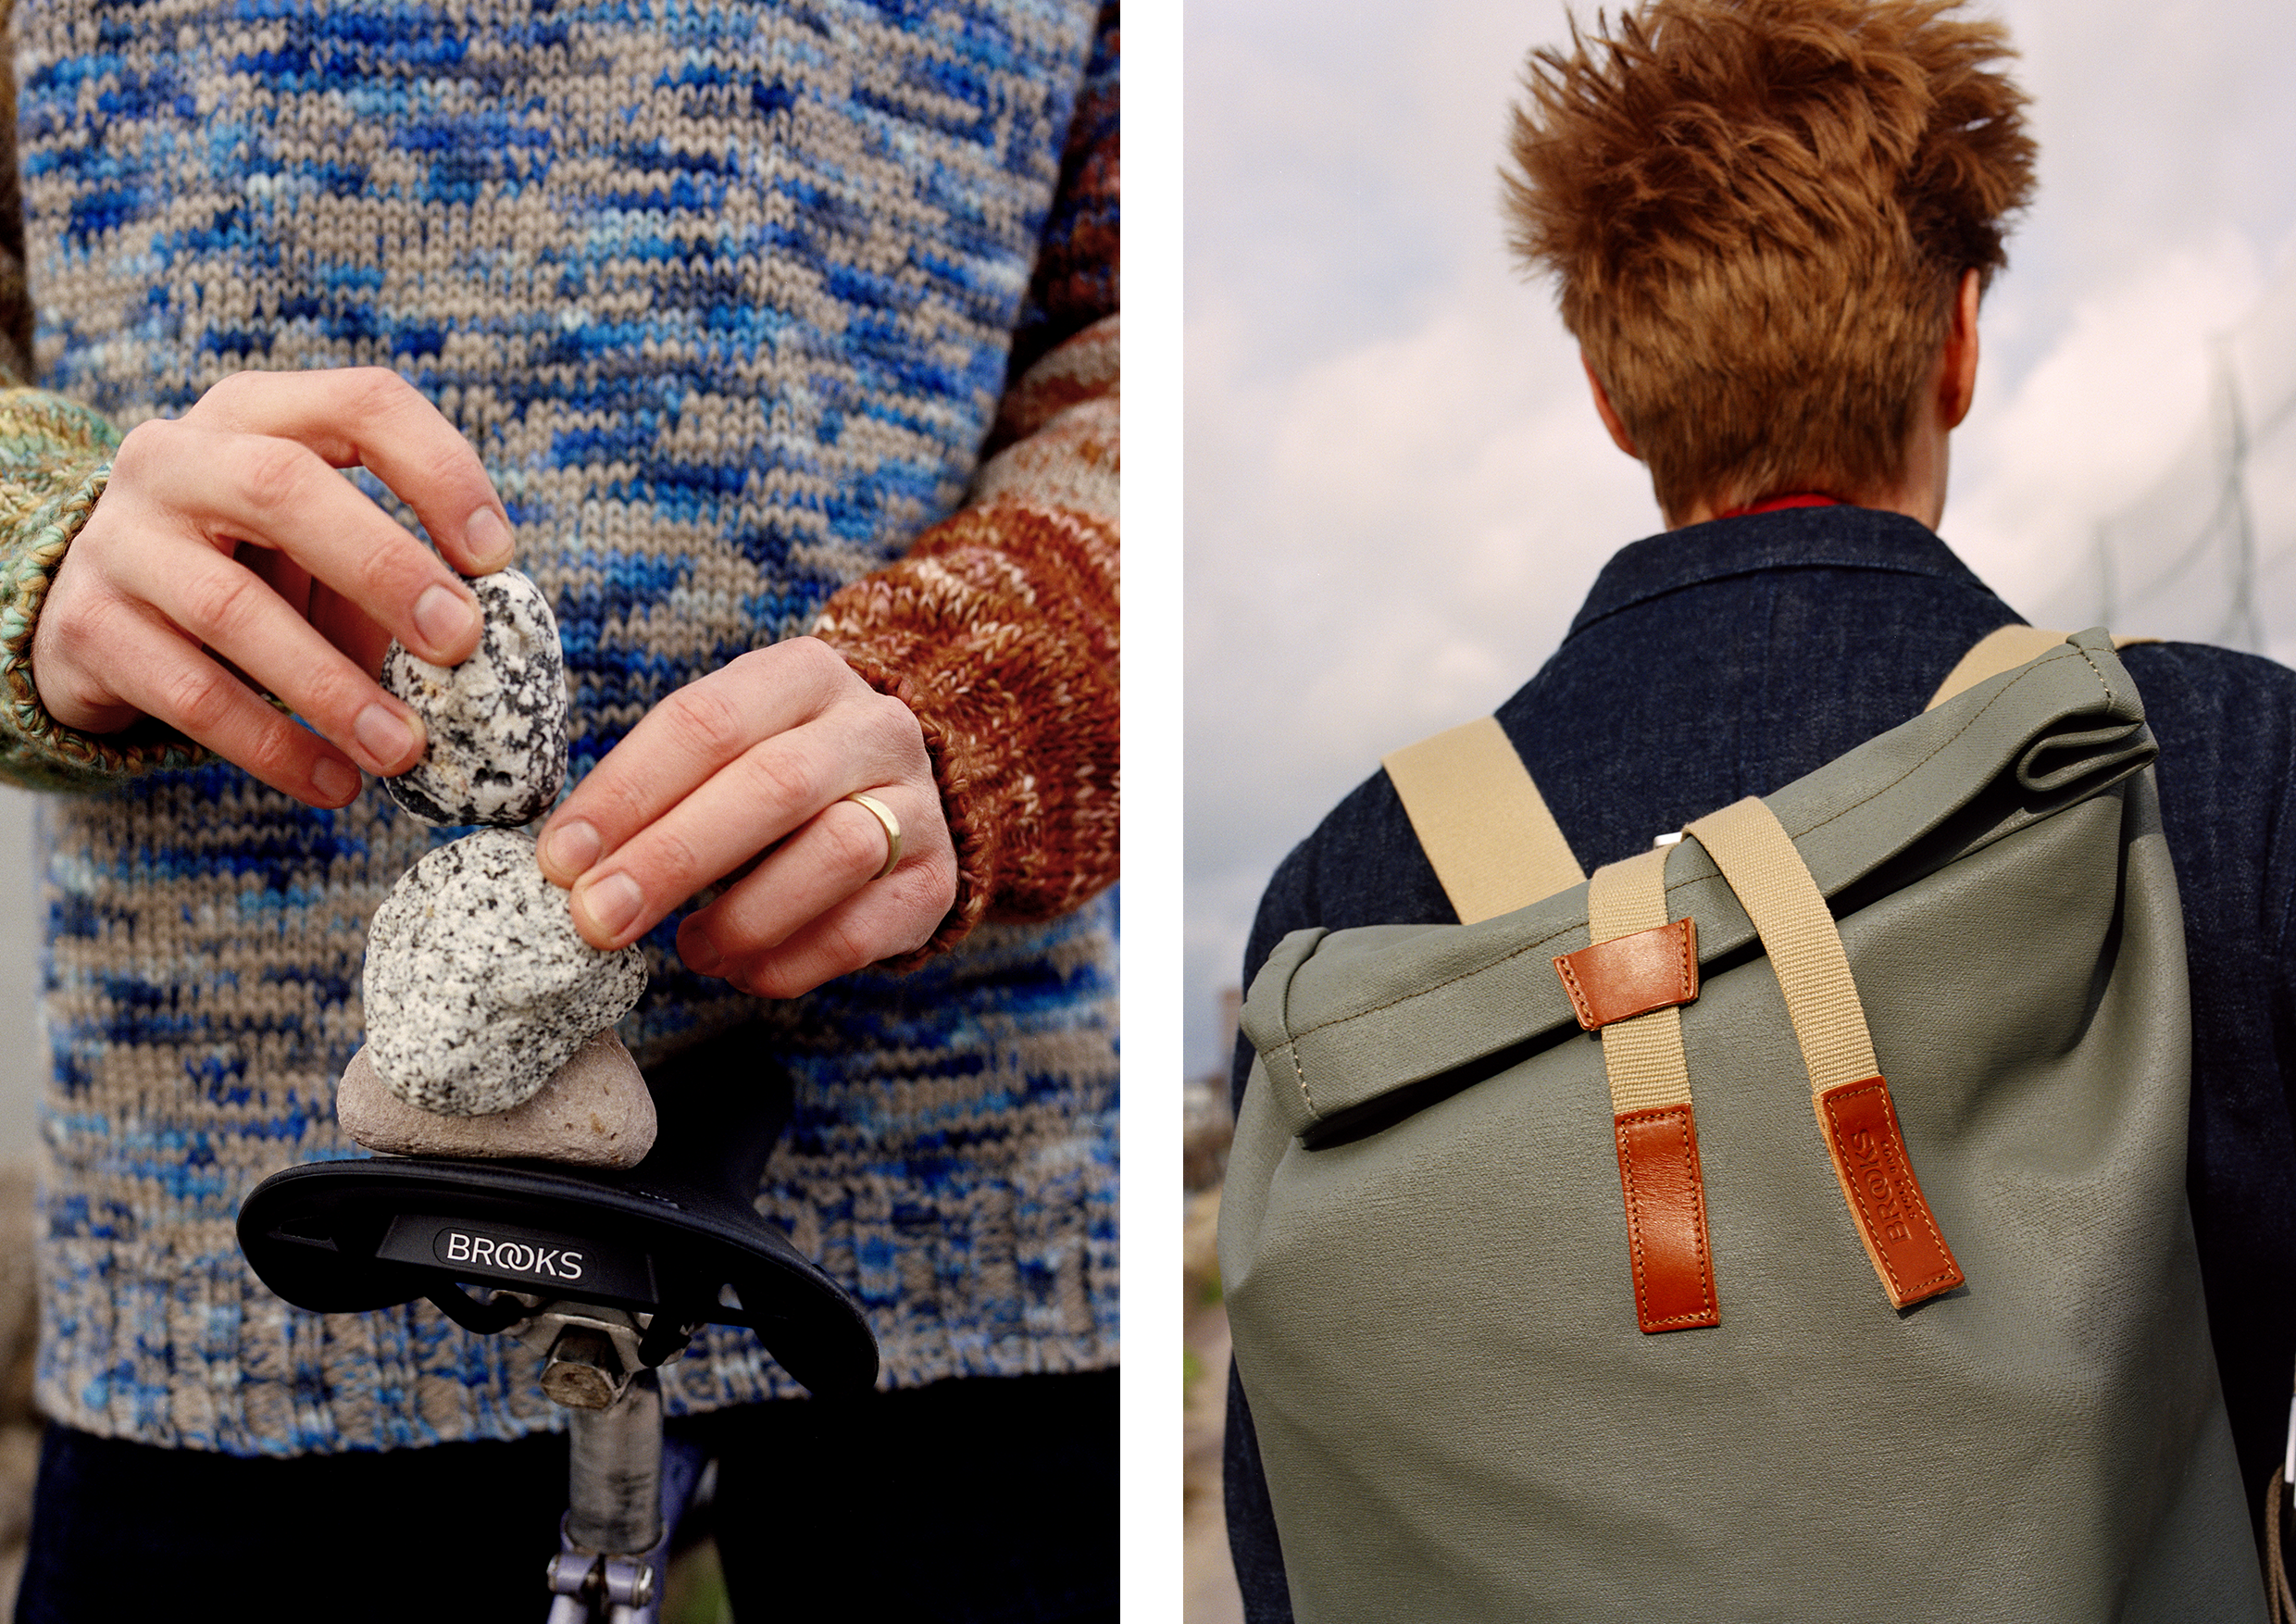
top-left (1711, 492), bottom-right (1844, 519)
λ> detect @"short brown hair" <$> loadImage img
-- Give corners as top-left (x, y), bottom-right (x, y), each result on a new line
top-left (1504, 0), bottom-right (2035, 519)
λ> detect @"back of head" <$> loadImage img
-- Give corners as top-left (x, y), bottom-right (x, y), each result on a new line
top-left (1504, 0), bottom-right (2035, 521)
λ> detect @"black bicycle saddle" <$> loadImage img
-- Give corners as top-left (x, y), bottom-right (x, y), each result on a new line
top-left (238, 1021), bottom-right (879, 1397)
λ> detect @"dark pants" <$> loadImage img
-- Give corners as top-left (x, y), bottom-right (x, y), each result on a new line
top-left (15, 1369), bottom-right (1117, 1623)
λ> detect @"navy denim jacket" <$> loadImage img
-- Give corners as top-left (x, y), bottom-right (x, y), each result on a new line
top-left (1225, 506), bottom-right (2296, 1618)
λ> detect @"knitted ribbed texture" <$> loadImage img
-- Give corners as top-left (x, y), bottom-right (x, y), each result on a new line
top-left (817, 314), bottom-right (1118, 958)
top-left (0, 394), bottom-right (214, 789)
top-left (1008, 5), bottom-right (1118, 381)
top-left (6, 0), bottom-right (1119, 1453)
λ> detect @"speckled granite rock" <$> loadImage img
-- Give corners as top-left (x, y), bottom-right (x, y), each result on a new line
top-left (336, 1029), bottom-right (656, 1168)
top-left (382, 568), bottom-right (568, 827)
top-left (364, 829), bottom-right (646, 1115)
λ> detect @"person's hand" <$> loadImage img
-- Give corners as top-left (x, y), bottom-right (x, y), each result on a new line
top-left (536, 637), bottom-right (957, 998)
top-left (30, 368), bottom-right (515, 806)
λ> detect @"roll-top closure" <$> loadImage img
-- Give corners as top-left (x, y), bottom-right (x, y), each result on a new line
top-left (1242, 630), bottom-right (2154, 1145)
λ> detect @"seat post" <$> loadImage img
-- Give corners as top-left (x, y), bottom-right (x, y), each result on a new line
top-left (567, 1371), bottom-right (663, 1558)
top-left (536, 1306), bottom-right (673, 1623)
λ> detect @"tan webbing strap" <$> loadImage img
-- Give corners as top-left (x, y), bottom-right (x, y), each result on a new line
top-left (1685, 797), bottom-right (1965, 1309)
top-left (1582, 845), bottom-right (1718, 1332)
top-left (1383, 718), bottom-right (1587, 924)
top-left (1683, 799), bottom-right (1877, 1095)
top-left (1925, 625), bottom-right (2067, 712)
top-left (1586, 848), bottom-right (1692, 1117)
top-left (1926, 627), bottom-right (2160, 712)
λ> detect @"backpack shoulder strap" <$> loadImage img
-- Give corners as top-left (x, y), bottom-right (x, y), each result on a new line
top-left (1926, 626), bottom-right (2158, 712)
top-left (1390, 628), bottom-right (2153, 925)
top-left (1382, 718), bottom-right (1586, 925)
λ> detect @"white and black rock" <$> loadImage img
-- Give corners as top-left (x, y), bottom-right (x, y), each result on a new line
top-left (381, 568), bottom-right (568, 827)
top-left (364, 829), bottom-right (646, 1116)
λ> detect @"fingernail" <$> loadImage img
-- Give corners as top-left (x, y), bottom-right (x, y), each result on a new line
top-left (545, 818), bottom-right (602, 877)
top-left (414, 582), bottom-right (480, 653)
top-left (311, 756), bottom-right (362, 806)
top-left (465, 507), bottom-right (514, 572)
top-left (354, 703), bottom-right (417, 769)
top-left (684, 937), bottom-right (723, 976)
top-left (579, 872), bottom-right (643, 941)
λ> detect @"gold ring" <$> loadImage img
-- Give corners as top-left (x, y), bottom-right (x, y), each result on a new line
top-left (843, 792), bottom-right (903, 881)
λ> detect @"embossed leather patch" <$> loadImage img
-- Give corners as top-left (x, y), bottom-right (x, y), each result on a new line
top-left (1613, 1104), bottom-right (1720, 1333)
top-left (1818, 1078), bottom-right (1964, 1308)
top-left (1554, 918), bottom-right (1699, 1031)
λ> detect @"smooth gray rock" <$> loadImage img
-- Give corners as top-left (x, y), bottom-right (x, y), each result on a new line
top-left (336, 1030), bottom-right (656, 1168)
top-left (382, 568), bottom-right (568, 827)
top-left (364, 829), bottom-right (646, 1115)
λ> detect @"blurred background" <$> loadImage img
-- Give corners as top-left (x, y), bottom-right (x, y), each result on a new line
top-left (1183, 0), bottom-right (2296, 1613)
top-left (0, 791), bottom-right (54, 1604)
top-left (0, 795), bottom-right (41, 1156)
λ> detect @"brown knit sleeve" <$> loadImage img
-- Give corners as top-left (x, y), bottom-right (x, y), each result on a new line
top-left (810, 8), bottom-right (1120, 962)
top-left (812, 313), bottom-right (1119, 959)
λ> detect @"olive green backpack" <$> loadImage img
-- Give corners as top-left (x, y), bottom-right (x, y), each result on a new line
top-left (1219, 628), bottom-right (2267, 1621)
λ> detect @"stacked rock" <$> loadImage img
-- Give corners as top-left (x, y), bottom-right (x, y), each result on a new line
top-left (335, 568), bottom-right (658, 1169)
top-left (379, 569), bottom-right (571, 828)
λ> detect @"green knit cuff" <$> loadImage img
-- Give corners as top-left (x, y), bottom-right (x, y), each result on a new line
top-left (0, 396), bottom-right (206, 790)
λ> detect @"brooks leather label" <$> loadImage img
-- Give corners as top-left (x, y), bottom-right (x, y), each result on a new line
top-left (375, 1213), bottom-right (656, 1304)
top-left (1612, 1104), bottom-right (1720, 1333)
top-left (1817, 1079), bottom-right (1964, 1308)
top-left (1554, 918), bottom-right (1700, 1031)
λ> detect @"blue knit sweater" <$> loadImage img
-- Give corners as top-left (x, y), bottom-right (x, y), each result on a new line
top-left (0, 0), bottom-right (1118, 1455)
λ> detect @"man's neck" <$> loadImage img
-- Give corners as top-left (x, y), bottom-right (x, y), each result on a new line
top-left (1670, 466), bottom-right (1944, 531)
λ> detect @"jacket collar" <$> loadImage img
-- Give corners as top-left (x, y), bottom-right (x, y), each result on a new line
top-left (1567, 506), bottom-right (1992, 640)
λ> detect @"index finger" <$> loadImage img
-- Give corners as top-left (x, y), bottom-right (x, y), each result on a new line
top-left (117, 418), bottom-right (487, 669)
top-left (188, 368), bottom-right (515, 578)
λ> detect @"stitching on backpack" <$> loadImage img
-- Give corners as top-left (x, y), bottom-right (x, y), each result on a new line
top-left (1283, 1043), bottom-right (1317, 1117)
top-left (1646, 646), bottom-right (2115, 919)
top-left (1550, 921), bottom-right (1697, 1031)
top-left (1281, 918), bottom-right (1587, 1043)
top-left (1617, 1116), bottom-right (1654, 1312)
top-left (1554, 950), bottom-right (1594, 1028)
top-left (1778, 646), bottom-right (2104, 847)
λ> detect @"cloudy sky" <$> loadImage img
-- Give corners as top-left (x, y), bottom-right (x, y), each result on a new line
top-left (1184, 0), bottom-right (2296, 1077)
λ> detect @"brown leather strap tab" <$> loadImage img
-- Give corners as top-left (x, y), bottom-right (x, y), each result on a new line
top-left (1614, 1105), bottom-right (1720, 1332)
top-left (1554, 918), bottom-right (1699, 1031)
top-left (1817, 1078), bottom-right (1965, 1308)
